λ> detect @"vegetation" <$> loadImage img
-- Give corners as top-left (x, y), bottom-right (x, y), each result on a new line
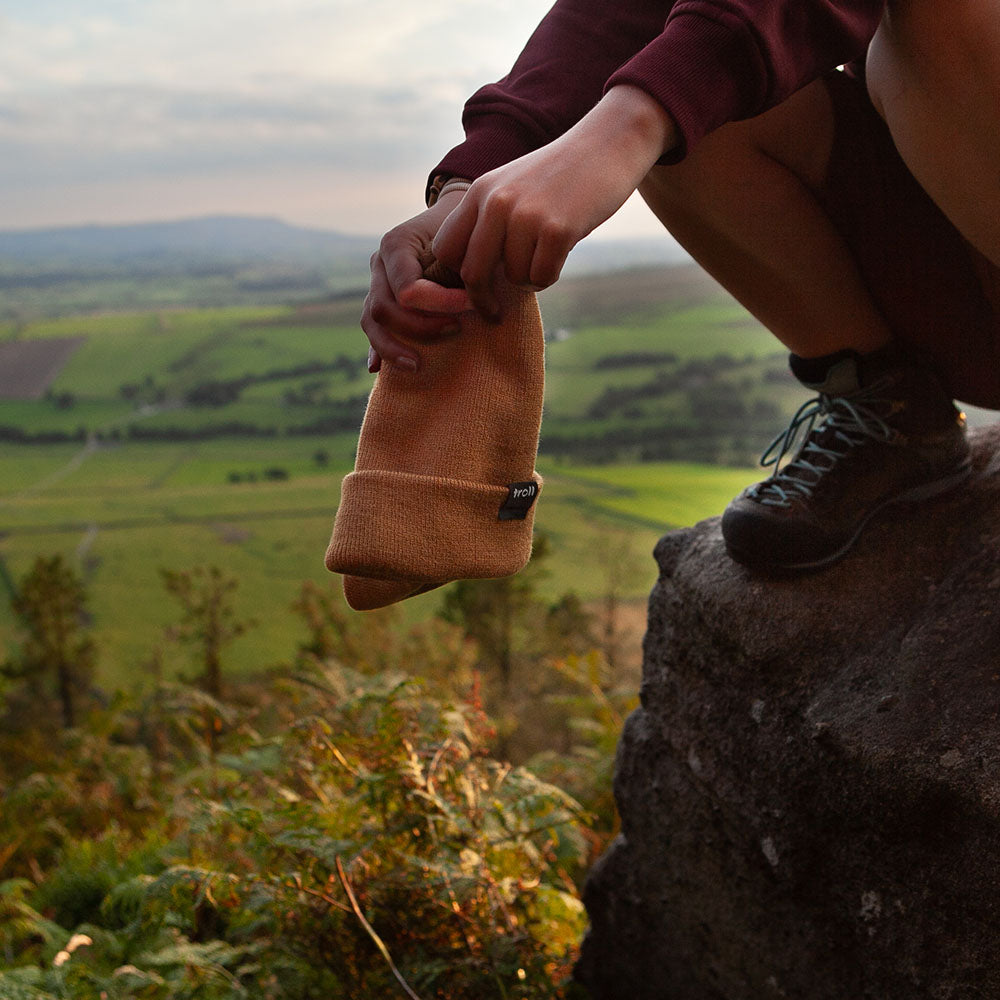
top-left (0, 437), bottom-right (756, 685)
top-left (0, 253), bottom-right (812, 996)
top-left (161, 565), bottom-right (255, 701)
top-left (0, 285), bottom-right (804, 463)
top-left (0, 268), bottom-right (783, 681)
top-left (2, 554), bottom-right (96, 729)
top-left (0, 554), bottom-right (631, 998)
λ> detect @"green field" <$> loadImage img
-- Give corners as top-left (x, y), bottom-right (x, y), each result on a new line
top-left (0, 436), bottom-right (756, 686)
top-left (0, 265), bottom-right (797, 689)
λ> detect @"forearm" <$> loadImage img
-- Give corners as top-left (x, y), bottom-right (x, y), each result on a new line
top-left (571, 84), bottom-right (679, 183)
top-left (430, 0), bottom-right (674, 194)
top-left (434, 0), bottom-right (885, 189)
top-left (431, 85), bottom-right (679, 315)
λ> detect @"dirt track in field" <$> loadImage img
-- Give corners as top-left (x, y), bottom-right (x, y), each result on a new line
top-left (0, 336), bottom-right (85, 399)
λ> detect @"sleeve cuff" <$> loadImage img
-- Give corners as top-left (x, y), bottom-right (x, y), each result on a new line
top-left (606, 8), bottom-right (768, 164)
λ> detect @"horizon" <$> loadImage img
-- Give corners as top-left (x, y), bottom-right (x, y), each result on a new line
top-left (1, 0), bottom-right (674, 245)
top-left (0, 210), bottom-right (685, 247)
top-left (0, 212), bottom-right (375, 237)
top-left (0, 212), bottom-right (692, 311)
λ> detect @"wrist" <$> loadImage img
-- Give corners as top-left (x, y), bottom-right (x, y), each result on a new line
top-left (427, 174), bottom-right (472, 207)
top-left (594, 85), bottom-right (679, 166)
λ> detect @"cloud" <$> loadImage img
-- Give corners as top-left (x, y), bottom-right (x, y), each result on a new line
top-left (0, 0), bottom-right (668, 235)
top-left (0, 0), bottom-right (547, 189)
top-left (0, 78), bottom-right (462, 181)
top-left (0, 0), bottom-right (548, 90)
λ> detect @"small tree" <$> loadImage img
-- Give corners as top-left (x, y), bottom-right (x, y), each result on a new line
top-left (292, 578), bottom-right (400, 671)
top-left (440, 536), bottom-right (553, 694)
top-left (590, 527), bottom-right (645, 673)
top-left (160, 565), bottom-right (253, 700)
top-left (3, 554), bottom-right (96, 728)
top-left (291, 579), bottom-right (478, 695)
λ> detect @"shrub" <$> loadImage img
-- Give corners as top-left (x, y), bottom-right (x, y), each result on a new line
top-left (0, 666), bottom-right (593, 998)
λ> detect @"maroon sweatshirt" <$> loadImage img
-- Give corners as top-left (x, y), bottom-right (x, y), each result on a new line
top-left (431, 0), bottom-right (884, 193)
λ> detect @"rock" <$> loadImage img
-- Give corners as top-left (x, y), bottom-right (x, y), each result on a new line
top-left (575, 423), bottom-right (1000, 1000)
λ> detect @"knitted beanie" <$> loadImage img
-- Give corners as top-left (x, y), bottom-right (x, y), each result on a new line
top-left (325, 251), bottom-right (545, 611)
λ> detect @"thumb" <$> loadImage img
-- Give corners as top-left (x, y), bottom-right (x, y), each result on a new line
top-left (398, 278), bottom-right (472, 314)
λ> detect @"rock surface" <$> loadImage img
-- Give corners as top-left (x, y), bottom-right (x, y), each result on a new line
top-left (575, 423), bottom-right (1000, 1000)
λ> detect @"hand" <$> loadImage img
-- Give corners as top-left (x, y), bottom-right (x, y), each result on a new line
top-left (432, 85), bottom-right (678, 319)
top-left (362, 189), bottom-right (472, 373)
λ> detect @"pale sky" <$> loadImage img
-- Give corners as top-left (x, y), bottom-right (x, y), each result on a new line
top-left (0, 0), bottom-right (668, 239)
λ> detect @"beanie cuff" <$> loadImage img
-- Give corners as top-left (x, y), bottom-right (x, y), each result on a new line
top-left (326, 469), bottom-right (541, 582)
top-left (342, 576), bottom-right (444, 612)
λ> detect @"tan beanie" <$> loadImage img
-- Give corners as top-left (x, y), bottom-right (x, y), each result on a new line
top-left (325, 251), bottom-right (545, 611)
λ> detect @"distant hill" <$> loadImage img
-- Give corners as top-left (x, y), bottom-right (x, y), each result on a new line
top-left (0, 216), bottom-right (374, 266)
top-left (0, 216), bottom-right (378, 315)
top-left (0, 215), bottom-right (689, 317)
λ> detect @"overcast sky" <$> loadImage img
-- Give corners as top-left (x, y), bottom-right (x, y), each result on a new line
top-left (0, 0), bottom-right (667, 239)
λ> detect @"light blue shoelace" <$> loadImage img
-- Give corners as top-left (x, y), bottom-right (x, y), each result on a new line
top-left (750, 392), bottom-right (896, 507)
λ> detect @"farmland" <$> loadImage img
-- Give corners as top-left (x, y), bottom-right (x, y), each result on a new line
top-left (1, 258), bottom-right (804, 687)
top-left (0, 436), bottom-right (758, 685)
top-left (6, 221), bottom-right (1000, 999)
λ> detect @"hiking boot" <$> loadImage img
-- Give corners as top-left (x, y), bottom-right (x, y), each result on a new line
top-left (722, 348), bottom-right (971, 571)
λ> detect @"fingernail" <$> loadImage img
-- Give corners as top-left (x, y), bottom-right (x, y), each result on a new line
top-left (395, 356), bottom-right (418, 373)
top-left (367, 347), bottom-right (378, 372)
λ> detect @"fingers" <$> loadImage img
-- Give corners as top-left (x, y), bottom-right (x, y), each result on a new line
top-left (379, 188), bottom-right (469, 307)
top-left (502, 216), bottom-right (571, 291)
top-left (528, 225), bottom-right (573, 290)
top-left (363, 162), bottom-right (580, 375)
top-left (398, 278), bottom-right (471, 314)
top-left (362, 252), bottom-right (461, 373)
top-left (363, 194), bottom-right (478, 372)
top-left (432, 175), bottom-right (575, 320)
top-left (433, 194), bottom-right (503, 321)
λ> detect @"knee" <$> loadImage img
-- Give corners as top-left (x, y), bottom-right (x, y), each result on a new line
top-left (641, 78), bottom-right (834, 214)
top-left (868, 0), bottom-right (1000, 96)
top-left (638, 162), bottom-right (696, 212)
top-left (639, 121), bottom-right (760, 208)
top-left (864, 1), bottom-right (932, 125)
top-left (638, 134), bottom-right (750, 235)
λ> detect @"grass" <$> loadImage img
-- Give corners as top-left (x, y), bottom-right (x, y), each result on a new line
top-left (5, 277), bottom-right (782, 435)
top-left (0, 437), bottom-right (759, 689)
top-left (0, 265), bottom-right (784, 690)
top-left (0, 440), bottom-right (347, 683)
top-left (541, 460), bottom-right (758, 529)
top-left (546, 302), bottom-right (773, 369)
top-left (4, 307), bottom-right (375, 439)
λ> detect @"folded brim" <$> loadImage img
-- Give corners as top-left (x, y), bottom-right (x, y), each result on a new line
top-left (326, 469), bottom-right (541, 583)
top-left (341, 576), bottom-right (444, 612)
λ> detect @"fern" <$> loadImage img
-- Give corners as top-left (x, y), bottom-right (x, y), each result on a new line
top-left (1, 648), bottom-right (607, 997)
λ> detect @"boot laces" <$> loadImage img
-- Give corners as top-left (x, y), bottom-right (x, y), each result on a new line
top-left (750, 389), bottom-right (897, 508)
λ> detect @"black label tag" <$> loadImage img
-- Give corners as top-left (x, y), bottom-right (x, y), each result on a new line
top-left (498, 481), bottom-right (538, 521)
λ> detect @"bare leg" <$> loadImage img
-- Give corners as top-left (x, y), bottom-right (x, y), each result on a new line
top-left (642, 77), bottom-right (974, 572)
top-left (639, 79), bottom-right (892, 359)
top-left (867, 0), bottom-right (1000, 267)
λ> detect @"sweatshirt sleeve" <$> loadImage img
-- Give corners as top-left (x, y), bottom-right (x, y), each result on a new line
top-left (430, 0), bottom-right (883, 193)
top-left (431, 0), bottom-right (671, 195)
top-left (607, 0), bottom-right (885, 159)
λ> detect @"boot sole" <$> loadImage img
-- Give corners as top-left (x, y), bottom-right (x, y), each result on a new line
top-left (725, 459), bottom-right (973, 574)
